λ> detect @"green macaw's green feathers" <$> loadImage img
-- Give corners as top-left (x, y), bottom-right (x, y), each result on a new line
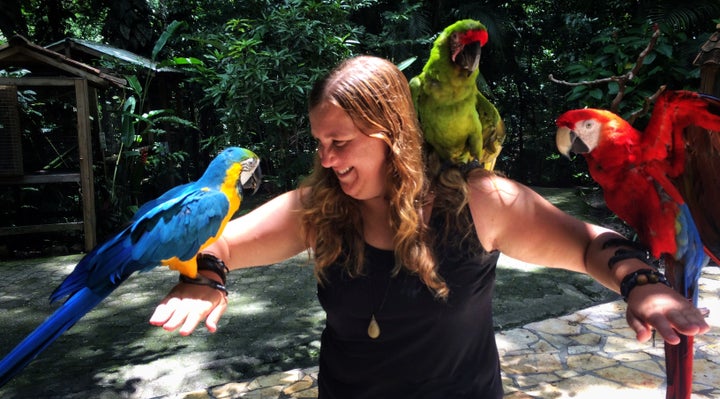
top-left (409, 19), bottom-right (505, 169)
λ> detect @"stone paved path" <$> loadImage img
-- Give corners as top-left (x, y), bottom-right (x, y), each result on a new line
top-left (162, 266), bottom-right (720, 399)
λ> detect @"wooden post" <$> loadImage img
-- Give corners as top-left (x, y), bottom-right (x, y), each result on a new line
top-left (694, 23), bottom-right (720, 96)
top-left (75, 78), bottom-right (97, 250)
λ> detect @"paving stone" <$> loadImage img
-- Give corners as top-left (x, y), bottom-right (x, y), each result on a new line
top-left (594, 364), bottom-right (663, 389)
top-left (566, 352), bottom-right (619, 371)
top-left (503, 352), bottom-right (563, 374)
top-left (210, 381), bottom-right (249, 398)
top-left (525, 318), bottom-right (583, 336)
top-left (495, 329), bottom-right (540, 353)
top-left (569, 332), bottom-right (602, 346)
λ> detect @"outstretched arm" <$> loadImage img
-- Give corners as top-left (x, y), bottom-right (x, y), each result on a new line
top-left (467, 172), bottom-right (709, 344)
top-left (149, 189), bottom-right (309, 335)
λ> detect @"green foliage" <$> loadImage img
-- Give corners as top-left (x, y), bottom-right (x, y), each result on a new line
top-left (96, 21), bottom-right (196, 233)
top-left (188, 1), bottom-right (364, 191)
top-left (562, 22), bottom-right (701, 116)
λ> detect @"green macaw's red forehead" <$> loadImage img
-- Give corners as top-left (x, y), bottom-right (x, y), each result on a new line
top-left (462, 29), bottom-right (489, 46)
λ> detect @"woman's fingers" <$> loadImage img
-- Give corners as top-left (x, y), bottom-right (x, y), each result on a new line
top-left (149, 284), bottom-right (228, 335)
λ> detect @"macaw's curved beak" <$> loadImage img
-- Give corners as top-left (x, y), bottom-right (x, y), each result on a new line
top-left (556, 126), bottom-right (590, 159)
top-left (454, 41), bottom-right (481, 76)
top-left (240, 158), bottom-right (263, 195)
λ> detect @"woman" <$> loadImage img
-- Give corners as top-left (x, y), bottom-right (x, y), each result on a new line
top-left (149, 56), bottom-right (709, 398)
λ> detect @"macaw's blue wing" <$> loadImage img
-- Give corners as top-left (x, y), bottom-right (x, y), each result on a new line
top-left (129, 188), bottom-right (231, 270)
top-left (132, 181), bottom-right (195, 220)
top-left (51, 187), bottom-right (231, 302)
top-left (673, 204), bottom-right (709, 305)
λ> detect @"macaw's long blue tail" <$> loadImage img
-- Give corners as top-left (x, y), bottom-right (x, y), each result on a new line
top-left (0, 287), bottom-right (105, 386)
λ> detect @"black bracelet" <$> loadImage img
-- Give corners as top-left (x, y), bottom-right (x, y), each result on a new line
top-left (620, 269), bottom-right (671, 302)
top-left (602, 238), bottom-right (657, 270)
top-left (179, 273), bottom-right (228, 296)
top-left (197, 253), bottom-right (229, 285)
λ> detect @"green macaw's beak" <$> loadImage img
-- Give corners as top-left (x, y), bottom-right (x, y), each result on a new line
top-left (454, 41), bottom-right (481, 75)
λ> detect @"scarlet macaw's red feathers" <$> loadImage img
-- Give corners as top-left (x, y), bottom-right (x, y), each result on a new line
top-left (556, 90), bottom-right (720, 399)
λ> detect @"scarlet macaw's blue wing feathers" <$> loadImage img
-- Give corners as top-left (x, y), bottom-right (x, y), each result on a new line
top-left (675, 203), bottom-right (709, 305)
top-left (0, 146), bottom-right (260, 387)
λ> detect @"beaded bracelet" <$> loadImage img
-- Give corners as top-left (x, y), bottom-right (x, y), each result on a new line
top-left (196, 253), bottom-right (230, 285)
top-left (179, 273), bottom-right (228, 296)
top-left (620, 269), bottom-right (671, 302)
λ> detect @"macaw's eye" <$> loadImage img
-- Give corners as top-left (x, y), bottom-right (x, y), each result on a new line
top-left (585, 121), bottom-right (594, 129)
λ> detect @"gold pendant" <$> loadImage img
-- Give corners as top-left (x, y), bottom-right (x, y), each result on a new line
top-left (367, 314), bottom-right (380, 339)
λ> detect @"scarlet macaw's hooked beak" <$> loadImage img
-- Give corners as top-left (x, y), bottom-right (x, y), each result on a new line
top-left (556, 126), bottom-right (591, 159)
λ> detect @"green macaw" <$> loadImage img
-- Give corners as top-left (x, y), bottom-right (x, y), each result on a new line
top-left (410, 19), bottom-right (505, 169)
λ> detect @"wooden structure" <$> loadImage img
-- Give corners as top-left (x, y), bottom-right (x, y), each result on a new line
top-left (0, 35), bottom-right (125, 251)
top-left (46, 37), bottom-right (188, 152)
top-left (694, 23), bottom-right (720, 95)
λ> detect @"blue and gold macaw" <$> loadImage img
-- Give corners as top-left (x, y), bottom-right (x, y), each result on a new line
top-left (0, 147), bottom-right (260, 386)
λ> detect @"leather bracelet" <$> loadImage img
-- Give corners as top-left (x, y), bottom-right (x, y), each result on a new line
top-left (620, 269), bottom-right (671, 302)
top-left (179, 273), bottom-right (228, 296)
top-left (602, 238), bottom-right (657, 270)
top-left (197, 253), bottom-right (229, 285)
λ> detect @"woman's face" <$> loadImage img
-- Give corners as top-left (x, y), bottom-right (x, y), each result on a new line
top-left (310, 101), bottom-right (390, 201)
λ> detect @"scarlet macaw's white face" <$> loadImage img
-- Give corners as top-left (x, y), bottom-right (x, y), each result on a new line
top-left (310, 101), bottom-right (390, 202)
top-left (556, 118), bottom-right (602, 157)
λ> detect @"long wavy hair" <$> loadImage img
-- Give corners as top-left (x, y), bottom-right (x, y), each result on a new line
top-left (299, 55), bottom-right (449, 298)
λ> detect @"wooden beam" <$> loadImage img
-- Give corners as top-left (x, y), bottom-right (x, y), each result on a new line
top-left (0, 46), bottom-right (21, 62)
top-left (0, 173), bottom-right (80, 185)
top-left (0, 222), bottom-right (84, 236)
top-left (0, 77), bottom-right (76, 86)
top-left (16, 47), bottom-right (110, 87)
top-left (75, 79), bottom-right (97, 250)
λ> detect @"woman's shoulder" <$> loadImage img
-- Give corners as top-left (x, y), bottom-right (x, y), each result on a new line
top-left (464, 170), bottom-right (540, 251)
top-left (466, 170), bottom-right (524, 202)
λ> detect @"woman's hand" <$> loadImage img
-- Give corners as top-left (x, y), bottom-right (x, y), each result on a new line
top-left (149, 279), bottom-right (228, 336)
top-left (625, 283), bottom-right (710, 345)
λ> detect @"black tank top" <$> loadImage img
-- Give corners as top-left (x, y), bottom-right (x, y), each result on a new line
top-left (316, 215), bottom-right (502, 398)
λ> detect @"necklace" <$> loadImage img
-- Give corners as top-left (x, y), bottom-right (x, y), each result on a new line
top-left (367, 272), bottom-right (392, 339)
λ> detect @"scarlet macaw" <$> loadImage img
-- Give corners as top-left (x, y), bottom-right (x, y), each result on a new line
top-left (555, 90), bottom-right (720, 399)
top-left (0, 147), bottom-right (260, 386)
top-left (409, 19), bottom-right (505, 169)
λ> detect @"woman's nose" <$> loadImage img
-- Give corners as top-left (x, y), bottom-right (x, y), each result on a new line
top-left (318, 146), bottom-right (336, 168)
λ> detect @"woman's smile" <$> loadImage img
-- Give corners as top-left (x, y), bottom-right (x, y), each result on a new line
top-left (310, 102), bottom-right (389, 201)
top-left (336, 166), bottom-right (352, 176)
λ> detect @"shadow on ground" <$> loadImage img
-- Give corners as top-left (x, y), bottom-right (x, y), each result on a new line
top-left (0, 187), bottom-right (620, 398)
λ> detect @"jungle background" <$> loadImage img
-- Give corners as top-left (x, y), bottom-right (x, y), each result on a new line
top-left (0, 0), bottom-right (719, 257)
